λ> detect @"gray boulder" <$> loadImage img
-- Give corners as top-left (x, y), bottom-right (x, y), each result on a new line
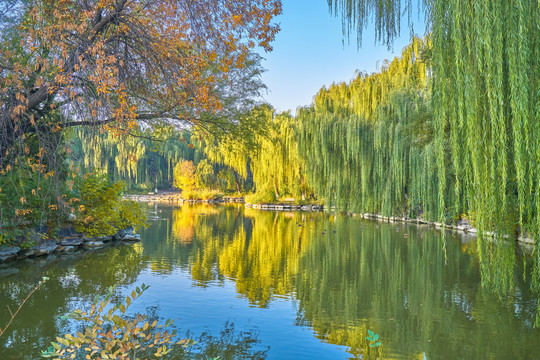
top-left (83, 240), bottom-right (105, 249)
top-left (112, 229), bottom-right (126, 240)
top-left (0, 246), bottom-right (20, 263)
top-left (61, 238), bottom-right (83, 246)
top-left (31, 240), bottom-right (58, 257)
top-left (122, 234), bottom-right (141, 242)
top-left (56, 245), bottom-right (76, 253)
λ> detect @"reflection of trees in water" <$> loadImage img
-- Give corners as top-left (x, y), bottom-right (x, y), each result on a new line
top-left (185, 322), bottom-right (268, 360)
top-left (0, 245), bottom-right (145, 360)
top-left (477, 235), bottom-right (518, 297)
top-left (140, 204), bottom-right (247, 276)
top-left (216, 210), bottom-right (314, 306)
top-left (11, 204), bottom-right (528, 359)
top-left (295, 219), bottom-right (539, 359)
top-left (159, 205), bottom-right (539, 359)
top-left (477, 236), bottom-right (540, 331)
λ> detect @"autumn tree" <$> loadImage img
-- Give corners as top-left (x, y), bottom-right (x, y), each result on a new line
top-left (0, 0), bottom-right (281, 230)
top-left (173, 160), bottom-right (196, 192)
top-left (0, 0), bottom-right (281, 163)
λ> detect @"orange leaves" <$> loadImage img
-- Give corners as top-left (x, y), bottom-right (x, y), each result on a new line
top-left (1, 0), bottom-right (281, 174)
top-left (15, 208), bottom-right (33, 216)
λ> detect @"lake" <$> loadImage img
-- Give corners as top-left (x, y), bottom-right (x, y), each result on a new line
top-left (0, 204), bottom-right (539, 359)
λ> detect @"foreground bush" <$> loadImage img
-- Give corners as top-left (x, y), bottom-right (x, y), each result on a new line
top-left (40, 285), bottom-right (268, 359)
top-left (75, 174), bottom-right (147, 237)
top-left (41, 284), bottom-right (192, 359)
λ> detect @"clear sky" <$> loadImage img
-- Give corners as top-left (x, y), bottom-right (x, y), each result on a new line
top-left (260, 0), bottom-right (425, 113)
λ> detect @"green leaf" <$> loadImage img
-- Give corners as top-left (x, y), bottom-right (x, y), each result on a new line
top-left (374, 342), bottom-right (381, 346)
top-left (372, 334), bottom-right (379, 341)
top-left (369, 343), bottom-right (375, 347)
top-left (368, 329), bottom-right (375, 338)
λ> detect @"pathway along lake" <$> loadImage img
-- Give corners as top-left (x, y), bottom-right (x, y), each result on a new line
top-left (0, 204), bottom-right (539, 359)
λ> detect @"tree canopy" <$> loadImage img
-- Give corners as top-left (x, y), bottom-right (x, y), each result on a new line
top-left (0, 0), bottom-right (281, 167)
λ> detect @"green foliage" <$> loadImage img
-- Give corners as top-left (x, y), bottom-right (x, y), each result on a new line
top-left (430, 0), bottom-right (540, 238)
top-left (205, 105), bottom-right (312, 201)
top-left (327, 0), bottom-right (424, 48)
top-left (0, 139), bottom-right (74, 243)
top-left (181, 189), bottom-right (222, 201)
top-left (244, 189), bottom-right (277, 204)
top-left (195, 159), bottom-right (217, 189)
top-left (297, 38), bottom-right (441, 219)
top-left (68, 127), bottom-right (201, 191)
top-left (366, 329), bottom-right (381, 347)
top-left (74, 174), bottom-right (147, 237)
top-left (41, 284), bottom-right (194, 359)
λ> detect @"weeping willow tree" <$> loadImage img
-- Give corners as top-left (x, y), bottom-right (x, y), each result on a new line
top-left (328, 0), bottom-right (540, 232)
top-left (327, 0), bottom-right (540, 294)
top-left (204, 105), bottom-right (311, 202)
top-left (428, 0), bottom-right (540, 238)
top-left (298, 37), bottom-right (447, 219)
top-left (69, 128), bottom-right (201, 191)
top-left (327, 0), bottom-right (426, 48)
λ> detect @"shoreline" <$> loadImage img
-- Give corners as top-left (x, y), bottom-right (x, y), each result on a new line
top-left (128, 193), bottom-right (535, 246)
top-left (3, 199), bottom-right (533, 268)
top-left (0, 226), bottom-right (141, 266)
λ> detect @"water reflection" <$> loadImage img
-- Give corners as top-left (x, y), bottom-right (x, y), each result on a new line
top-left (0, 245), bottom-right (145, 359)
top-left (139, 204), bottom-right (539, 359)
top-left (0, 204), bottom-right (539, 359)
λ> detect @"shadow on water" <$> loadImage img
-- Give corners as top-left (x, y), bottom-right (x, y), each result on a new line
top-left (0, 203), bottom-right (539, 359)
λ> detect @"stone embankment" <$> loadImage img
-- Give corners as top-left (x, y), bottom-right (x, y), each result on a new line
top-left (125, 192), bottom-right (245, 204)
top-left (0, 226), bottom-right (140, 264)
top-left (245, 203), bottom-right (324, 211)
top-left (347, 213), bottom-right (535, 245)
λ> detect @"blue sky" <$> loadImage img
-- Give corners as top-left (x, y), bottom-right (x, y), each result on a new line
top-left (259, 0), bottom-right (426, 113)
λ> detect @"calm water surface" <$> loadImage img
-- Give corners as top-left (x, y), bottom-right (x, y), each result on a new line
top-left (0, 204), bottom-right (539, 359)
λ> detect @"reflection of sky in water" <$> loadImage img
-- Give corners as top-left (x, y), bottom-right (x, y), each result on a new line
top-left (58, 270), bottom-right (81, 288)
top-left (123, 268), bottom-right (349, 359)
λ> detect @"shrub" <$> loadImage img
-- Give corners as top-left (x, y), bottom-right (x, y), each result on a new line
top-left (0, 160), bottom-right (73, 244)
top-left (41, 284), bottom-right (193, 359)
top-left (74, 174), bottom-right (147, 236)
top-left (245, 189), bottom-right (277, 204)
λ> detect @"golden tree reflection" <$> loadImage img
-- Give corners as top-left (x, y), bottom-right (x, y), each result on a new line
top-left (139, 204), bottom-right (540, 359)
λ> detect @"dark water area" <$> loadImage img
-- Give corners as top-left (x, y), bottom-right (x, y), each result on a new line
top-left (0, 204), bottom-right (539, 359)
